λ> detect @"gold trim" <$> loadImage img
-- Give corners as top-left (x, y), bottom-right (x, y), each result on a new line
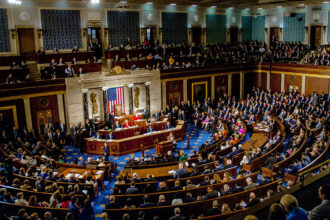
top-left (0, 83), bottom-right (65, 93)
top-left (0, 91), bottom-right (66, 102)
top-left (0, 106), bottom-right (18, 129)
top-left (191, 81), bottom-right (208, 103)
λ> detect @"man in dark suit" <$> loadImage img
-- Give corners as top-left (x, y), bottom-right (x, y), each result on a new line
top-left (205, 186), bottom-right (219, 199)
top-left (126, 181), bottom-right (140, 194)
top-left (165, 121), bottom-right (172, 130)
top-left (106, 195), bottom-right (121, 209)
top-left (103, 142), bottom-right (110, 161)
top-left (113, 121), bottom-right (121, 129)
top-left (147, 125), bottom-right (154, 133)
top-left (264, 153), bottom-right (277, 169)
top-left (139, 195), bottom-right (155, 208)
top-left (169, 208), bottom-right (186, 220)
top-left (106, 131), bottom-right (114, 140)
top-left (205, 200), bottom-right (221, 216)
top-left (173, 163), bottom-right (187, 179)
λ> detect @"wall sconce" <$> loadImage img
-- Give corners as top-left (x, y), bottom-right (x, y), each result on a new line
top-left (304, 26), bottom-right (309, 32)
top-left (264, 28), bottom-right (268, 33)
top-left (9, 29), bottom-right (15, 39)
top-left (37, 29), bottom-right (42, 39)
top-left (322, 26), bottom-right (327, 32)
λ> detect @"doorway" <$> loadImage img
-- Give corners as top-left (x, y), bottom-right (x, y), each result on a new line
top-left (310, 26), bottom-right (322, 50)
top-left (36, 109), bottom-right (53, 134)
top-left (270, 27), bottom-right (280, 45)
top-left (17, 28), bottom-right (35, 56)
top-left (87, 27), bottom-right (101, 41)
top-left (191, 27), bottom-right (202, 45)
top-left (145, 27), bottom-right (157, 43)
top-left (230, 27), bottom-right (238, 44)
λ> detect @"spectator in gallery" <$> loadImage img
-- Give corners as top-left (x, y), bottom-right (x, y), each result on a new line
top-left (77, 67), bottom-right (84, 77)
top-left (37, 47), bottom-right (45, 55)
top-left (58, 58), bottom-right (65, 66)
top-left (72, 57), bottom-right (78, 65)
top-left (280, 194), bottom-right (308, 220)
top-left (65, 64), bottom-right (75, 77)
top-left (308, 184), bottom-right (330, 220)
top-left (72, 45), bottom-right (79, 53)
top-left (92, 56), bottom-right (98, 63)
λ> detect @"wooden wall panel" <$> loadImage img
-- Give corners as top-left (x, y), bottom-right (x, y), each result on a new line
top-left (187, 77), bottom-right (211, 102)
top-left (166, 80), bottom-right (183, 107)
top-left (0, 99), bottom-right (26, 130)
top-left (244, 72), bottom-right (256, 97)
top-left (231, 74), bottom-right (240, 100)
top-left (270, 73), bottom-right (281, 92)
top-left (30, 95), bottom-right (59, 133)
top-left (260, 72), bottom-right (267, 90)
top-left (215, 75), bottom-right (228, 99)
top-left (305, 77), bottom-right (330, 95)
top-left (284, 75), bottom-right (302, 92)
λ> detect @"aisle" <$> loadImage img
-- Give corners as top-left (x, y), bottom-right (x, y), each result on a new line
top-left (63, 124), bottom-right (214, 218)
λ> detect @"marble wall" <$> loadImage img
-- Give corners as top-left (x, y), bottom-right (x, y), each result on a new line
top-left (65, 70), bottom-right (161, 125)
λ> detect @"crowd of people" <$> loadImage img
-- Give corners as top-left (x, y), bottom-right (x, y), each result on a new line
top-left (0, 86), bottom-right (329, 219)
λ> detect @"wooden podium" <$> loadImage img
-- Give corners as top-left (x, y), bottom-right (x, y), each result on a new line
top-left (155, 140), bottom-right (173, 156)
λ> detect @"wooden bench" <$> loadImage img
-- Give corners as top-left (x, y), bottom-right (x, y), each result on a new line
top-left (36, 52), bottom-right (95, 64)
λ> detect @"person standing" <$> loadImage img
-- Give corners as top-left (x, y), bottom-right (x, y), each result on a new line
top-left (103, 142), bottom-right (110, 161)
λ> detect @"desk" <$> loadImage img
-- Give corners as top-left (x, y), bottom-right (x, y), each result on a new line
top-left (55, 167), bottom-right (105, 188)
top-left (86, 120), bottom-right (185, 156)
top-left (155, 140), bottom-right (173, 156)
top-left (133, 119), bottom-right (147, 127)
top-left (99, 121), bottom-right (166, 139)
top-left (241, 132), bottom-right (268, 151)
top-left (120, 164), bottom-right (192, 179)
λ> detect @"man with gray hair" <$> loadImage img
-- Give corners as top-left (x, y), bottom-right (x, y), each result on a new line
top-left (173, 163), bottom-right (187, 179)
top-left (169, 207), bottom-right (186, 220)
top-left (244, 177), bottom-right (258, 190)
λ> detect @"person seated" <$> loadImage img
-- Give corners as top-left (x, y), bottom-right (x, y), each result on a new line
top-left (106, 195), bottom-right (121, 209)
top-left (6, 73), bottom-right (15, 84)
top-left (37, 47), bottom-right (45, 55)
top-left (205, 185), bottom-right (219, 199)
top-left (92, 56), bottom-right (98, 63)
top-left (133, 112), bottom-right (140, 121)
top-left (123, 120), bottom-right (130, 128)
top-left (53, 47), bottom-right (59, 53)
top-left (165, 121), bottom-right (172, 130)
top-left (58, 58), bottom-right (65, 65)
top-left (156, 181), bottom-right (168, 192)
top-left (126, 54), bottom-right (131, 61)
top-left (72, 46), bottom-right (79, 53)
top-left (138, 53), bottom-right (144, 60)
top-left (139, 195), bottom-right (155, 208)
top-left (19, 60), bottom-right (27, 69)
top-left (65, 64), bottom-right (75, 77)
top-left (77, 67), bottom-right (84, 77)
top-left (94, 131), bottom-right (103, 139)
top-left (106, 131), bottom-right (114, 140)
top-left (173, 163), bottom-right (187, 179)
top-left (126, 181), bottom-right (139, 194)
top-left (205, 200), bottom-right (221, 216)
top-left (147, 53), bottom-right (153, 60)
top-left (50, 59), bottom-right (57, 67)
top-left (147, 124), bottom-right (154, 133)
top-left (72, 57), bottom-right (77, 65)
top-left (113, 120), bottom-right (121, 129)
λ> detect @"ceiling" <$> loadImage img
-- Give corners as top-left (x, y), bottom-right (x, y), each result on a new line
top-left (21, 0), bottom-right (327, 9)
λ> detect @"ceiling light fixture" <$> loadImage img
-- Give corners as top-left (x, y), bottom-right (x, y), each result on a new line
top-left (120, 1), bottom-right (127, 3)
top-left (277, 5), bottom-right (282, 8)
top-left (7, 0), bottom-right (21, 5)
top-left (146, 2), bottom-right (153, 4)
top-left (192, 4), bottom-right (197, 6)
top-left (228, 6), bottom-right (234, 9)
top-left (170, 3), bottom-right (176, 5)
top-left (245, 8), bottom-right (250, 10)
top-left (211, 6), bottom-right (216, 8)
top-left (258, 8), bottom-right (262, 10)
top-left (323, 1), bottom-right (329, 3)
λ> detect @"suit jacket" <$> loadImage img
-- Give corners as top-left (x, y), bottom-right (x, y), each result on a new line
top-left (113, 123), bottom-right (122, 129)
top-left (165, 124), bottom-right (172, 130)
top-left (264, 156), bottom-right (277, 169)
top-left (308, 200), bottom-right (330, 220)
top-left (173, 168), bottom-right (187, 179)
top-left (147, 127), bottom-right (154, 133)
top-left (104, 144), bottom-right (110, 154)
top-left (126, 187), bottom-right (140, 194)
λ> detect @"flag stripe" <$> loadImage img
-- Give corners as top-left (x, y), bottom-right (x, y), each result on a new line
top-left (107, 87), bottom-right (125, 114)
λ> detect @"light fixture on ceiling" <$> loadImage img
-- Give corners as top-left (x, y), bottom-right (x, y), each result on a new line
top-left (91, 0), bottom-right (100, 4)
top-left (192, 4), bottom-right (197, 7)
top-left (146, 2), bottom-right (153, 4)
top-left (277, 5), bottom-right (282, 8)
top-left (228, 6), bottom-right (234, 9)
top-left (7, 0), bottom-right (22, 5)
top-left (245, 8), bottom-right (250, 10)
top-left (323, 1), bottom-right (329, 3)
top-left (211, 6), bottom-right (216, 8)
top-left (170, 3), bottom-right (176, 5)
top-left (258, 8), bottom-right (262, 10)
top-left (120, 1), bottom-right (128, 3)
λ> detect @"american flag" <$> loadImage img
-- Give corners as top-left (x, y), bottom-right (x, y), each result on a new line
top-left (107, 87), bottom-right (125, 114)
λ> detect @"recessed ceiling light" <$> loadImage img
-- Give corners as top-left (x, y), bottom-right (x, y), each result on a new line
top-left (228, 6), bottom-right (234, 9)
top-left (211, 6), bottom-right (216, 8)
top-left (120, 1), bottom-right (127, 3)
top-left (146, 2), bottom-right (153, 4)
top-left (192, 4), bottom-right (197, 6)
top-left (323, 1), bottom-right (329, 3)
top-left (170, 3), bottom-right (176, 5)
top-left (277, 5), bottom-right (282, 8)
top-left (258, 8), bottom-right (262, 10)
top-left (245, 8), bottom-right (250, 10)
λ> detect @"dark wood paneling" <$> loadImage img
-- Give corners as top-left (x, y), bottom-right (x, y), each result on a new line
top-left (244, 72), bottom-right (255, 97)
top-left (305, 77), bottom-right (330, 95)
top-left (0, 99), bottom-right (26, 130)
top-left (260, 73), bottom-right (267, 90)
top-left (284, 75), bottom-right (302, 93)
top-left (166, 80), bottom-right (183, 107)
top-left (187, 77), bottom-right (211, 102)
top-left (231, 74), bottom-right (240, 100)
top-left (215, 75), bottom-right (228, 99)
top-left (270, 73), bottom-right (281, 92)
top-left (30, 95), bottom-right (59, 133)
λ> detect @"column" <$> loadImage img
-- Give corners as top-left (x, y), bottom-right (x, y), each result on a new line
top-left (128, 84), bottom-right (134, 114)
top-left (266, 72), bottom-right (270, 90)
top-left (102, 87), bottom-right (108, 121)
top-left (145, 82), bottom-right (151, 116)
top-left (23, 98), bottom-right (33, 130)
top-left (183, 79), bottom-right (188, 102)
top-left (301, 76), bottom-right (306, 95)
top-left (228, 74), bottom-right (232, 96)
top-left (82, 89), bottom-right (89, 120)
top-left (281, 74), bottom-right (285, 92)
top-left (57, 94), bottom-right (65, 123)
top-left (240, 72), bottom-right (244, 100)
top-left (161, 81), bottom-right (166, 109)
top-left (211, 76), bottom-right (215, 98)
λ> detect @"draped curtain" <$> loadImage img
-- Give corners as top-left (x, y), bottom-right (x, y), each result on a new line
top-left (0, 8), bottom-right (10, 52)
top-left (252, 16), bottom-right (265, 41)
top-left (161, 12), bottom-right (187, 44)
top-left (206, 14), bottom-right (226, 43)
top-left (41, 9), bottom-right (82, 50)
top-left (242, 16), bottom-right (252, 41)
top-left (283, 13), bottom-right (305, 42)
top-left (107, 11), bottom-right (140, 47)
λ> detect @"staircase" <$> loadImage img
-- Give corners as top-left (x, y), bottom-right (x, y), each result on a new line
top-left (26, 61), bottom-right (40, 80)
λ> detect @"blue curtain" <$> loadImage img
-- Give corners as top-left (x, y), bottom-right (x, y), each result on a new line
top-left (283, 13), bottom-right (305, 42)
top-left (252, 16), bottom-right (265, 41)
top-left (206, 14), bottom-right (226, 43)
top-left (41, 9), bottom-right (82, 50)
top-left (107, 11), bottom-right (140, 47)
top-left (327, 11), bottom-right (330, 42)
top-left (242, 16), bottom-right (252, 42)
top-left (0, 9), bottom-right (10, 52)
top-left (161, 12), bottom-right (187, 44)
